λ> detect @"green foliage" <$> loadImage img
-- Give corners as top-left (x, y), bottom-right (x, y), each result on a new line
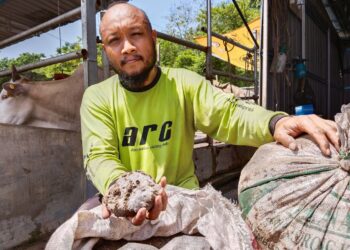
top-left (0, 37), bottom-right (104, 87)
top-left (0, 52), bottom-right (45, 71)
top-left (249, 0), bottom-right (260, 8)
top-left (158, 40), bottom-right (180, 67)
top-left (0, 52), bottom-right (46, 84)
top-left (158, 39), bottom-right (205, 75)
top-left (159, 0), bottom-right (259, 86)
top-left (0, 57), bottom-right (11, 72)
top-left (165, 0), bottom-right (201, 40)
top-left (35, 38), bottom-right (103, 78)
top-left (174, 49), bottom-right (206, 74)
top-left (196, 0), bottom-right (259, 34)
top-left (34, 39), bottom-right (83, 78)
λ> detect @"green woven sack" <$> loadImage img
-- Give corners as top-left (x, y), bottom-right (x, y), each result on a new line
top-left (238, 104), bottom-right (350, 250)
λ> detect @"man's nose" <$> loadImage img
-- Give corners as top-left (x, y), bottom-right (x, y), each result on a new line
top-left (121, 39), bottom-right (136, 54)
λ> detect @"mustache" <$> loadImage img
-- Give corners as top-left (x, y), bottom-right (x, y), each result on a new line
top-left (121, 55), bottom-right (143, 65)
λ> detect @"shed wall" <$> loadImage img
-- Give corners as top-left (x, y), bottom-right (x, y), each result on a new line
top-left (266, 0), bottom-right (345, 118)
top-left (0, 124), bottom-right (85, 249)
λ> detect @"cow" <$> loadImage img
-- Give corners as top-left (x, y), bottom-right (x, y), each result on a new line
top-left (0, 65), bottom-right (102, 131)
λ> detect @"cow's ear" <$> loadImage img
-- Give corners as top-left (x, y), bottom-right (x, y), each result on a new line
top-left (2, 82), bottom-right (26, 96)
top-left (11, 65), bottom-right (21, 82)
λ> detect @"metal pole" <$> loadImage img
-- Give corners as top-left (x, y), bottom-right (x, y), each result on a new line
top-left (206, 0), bottom-right (213, 80)
top-left (301, 0), bottom-right (306, 59)
top-left (327, 28), bottom-right (331, 118)
top-left (82, 0), bottom-right (99, 198)
top-left (253, 30), bottom-right (258, 104)
top-left (81, 0), bottom-right (98, 88)
top-left (259, 1), bottom-right (264, 106)
top-left (231, 0), bottom-right (259, 48)
top-left (100, 0), bottom-right (110, 79)
top-left (262, 0), bottom-right (269, 108)
top-left (0, 50), bottom-right (87, 77)
top-left (201, 27), bottom-right (254, 52)
top-left (0, 7), bottom-right (81, 49)
top-left (157, 32), bottom-right (207, 52)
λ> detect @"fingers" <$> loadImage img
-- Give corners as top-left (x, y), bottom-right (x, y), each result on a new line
top-left (274, 114), bottom-right (340, 156)
top-left (324, 120), bottom-right (340, 151)
top-left (160, 188), bottom-right (168, 211)
top-left (301, 116), bottom-right (339, 155)
top-left (131, 191), bottom-right (167, 225)
top-left (102, 204), bottom-right (111, 219)
top-left (273, 117), bottom-right (298, 150)
top-left (131, 207), bottom-right (147, 226)
top-left (131, 177), bottom-right (168, 225)
top-left (146, 195), bottom-right (163, 220)
top-left (160, 176), bottom-right (167, 188)
top-left (274, 131), bottom-right (298, 151)
top-left (130, 194), bottom-right (163, 225)
top-left (159, 177), bottom-right (168, 211)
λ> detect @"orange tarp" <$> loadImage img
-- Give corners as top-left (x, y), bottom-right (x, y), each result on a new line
top-left (195, 17), bottom-right (260, 70)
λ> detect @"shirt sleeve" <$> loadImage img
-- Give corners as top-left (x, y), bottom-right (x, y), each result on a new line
top-left (185, 73), bottom-right (287, 147)
top-left (80, 86), bottom-right (127, 195)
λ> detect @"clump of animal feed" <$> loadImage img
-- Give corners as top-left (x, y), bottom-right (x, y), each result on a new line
top-left (103, 171), bottom-right (160, 217)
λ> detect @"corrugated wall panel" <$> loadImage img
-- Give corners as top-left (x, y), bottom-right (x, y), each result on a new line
top-left (305, 15), bottom-right (327, 116)
top-left (267, 1), bottom-right (345, 119)
top-left (330, 41), bottom-right (344, 116)
top-left (343, 48), bottom-right (350, 104)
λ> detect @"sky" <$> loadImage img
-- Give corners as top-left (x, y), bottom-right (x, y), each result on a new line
top-left (0, 0), bottom-right (227, 59)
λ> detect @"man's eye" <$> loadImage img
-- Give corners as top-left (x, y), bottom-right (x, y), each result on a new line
top-left (132, 32), bottom-right (142, 36)
top-left (109, 37), bottom-right (120, 44)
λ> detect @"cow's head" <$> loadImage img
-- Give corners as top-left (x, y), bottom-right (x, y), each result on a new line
top-left (1, 65), bottom-right (29, 100)
top-left (0, 65), bottom-right (33, 125)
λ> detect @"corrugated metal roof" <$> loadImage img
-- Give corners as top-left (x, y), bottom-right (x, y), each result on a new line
top-left (321, 0), bottom-right (350, 40)
top-left (0, 0), bottom-right (81, 44)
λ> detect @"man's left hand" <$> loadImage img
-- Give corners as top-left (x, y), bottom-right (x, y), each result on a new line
top-left (273, 114), bottom-right (340, 156)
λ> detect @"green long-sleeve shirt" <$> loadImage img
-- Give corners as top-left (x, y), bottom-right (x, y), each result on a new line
top-left (80, 67), bottom-right (283, 194)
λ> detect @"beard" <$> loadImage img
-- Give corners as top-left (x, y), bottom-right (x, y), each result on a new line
top-left (115, 44), bottom-right (157, 91)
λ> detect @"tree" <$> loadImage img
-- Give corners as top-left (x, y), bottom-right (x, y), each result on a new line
top-left (34, 39), bottom-right (83, 78)
top-left (0, 52), bottom-right (45, 71)
top-left (158, 0), bottom-right (259, 86)
top-left (0, 52), bottom-right (46, 84)
top-left (0, 57), bottom-right (11, 72)
top-left (34, 38), bottom-right (103, 78)
top-left (196, 0), bottom-right (259, 34)
top-left (174, 49), bottom-right (206, 74)
top-left (165, 0), bottom-right (202, 40)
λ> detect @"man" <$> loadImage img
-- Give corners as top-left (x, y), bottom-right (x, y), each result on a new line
top-left (80, 2), bottom-right (339, 225)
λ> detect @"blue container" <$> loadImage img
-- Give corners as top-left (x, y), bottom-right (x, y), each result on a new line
top-left (295, 63), bottom-right (307, 79)
top-left (295, 104), bottom-right (314, 115)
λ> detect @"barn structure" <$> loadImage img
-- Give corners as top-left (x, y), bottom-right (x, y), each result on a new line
top-left (261, 0), bottom-right (350, 118)
top-left (0, 0), bottom-right (256, 248)
top-left (0, 0), bottom-right (349, 248)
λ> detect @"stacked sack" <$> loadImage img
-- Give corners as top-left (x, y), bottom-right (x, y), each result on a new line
top-left (238, 104), bottom-right (350, 249)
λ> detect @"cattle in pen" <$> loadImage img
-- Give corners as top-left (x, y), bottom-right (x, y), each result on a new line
top-left (0, 65), bottom-right (100, 131)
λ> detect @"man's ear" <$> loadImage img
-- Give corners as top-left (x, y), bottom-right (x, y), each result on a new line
top-left (2, 82), bottom-right (26, 96)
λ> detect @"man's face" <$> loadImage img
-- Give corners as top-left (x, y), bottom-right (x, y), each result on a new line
top-left (101, 5), bottom-right (156, 83)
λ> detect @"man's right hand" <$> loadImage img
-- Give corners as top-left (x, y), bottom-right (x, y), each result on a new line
top-left (102, 176), bottom-right (168, 226)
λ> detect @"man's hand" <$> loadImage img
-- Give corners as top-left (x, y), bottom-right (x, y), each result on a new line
top-left (273, 114), bottom-right (339, 156)
top-left (102, 176), bottom-right (168, 225)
